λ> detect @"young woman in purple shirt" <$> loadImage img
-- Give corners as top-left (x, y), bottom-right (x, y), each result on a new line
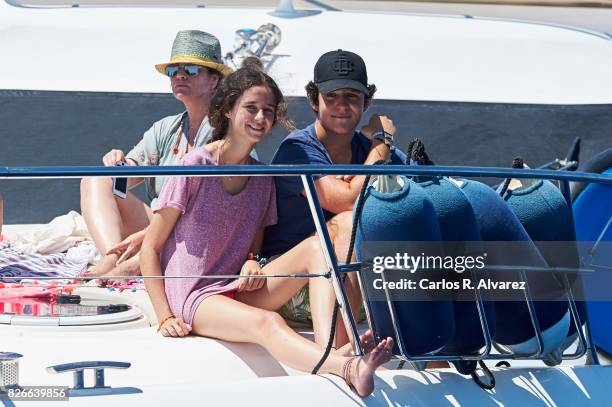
top-left (140, 58), bottom-right (393, 397)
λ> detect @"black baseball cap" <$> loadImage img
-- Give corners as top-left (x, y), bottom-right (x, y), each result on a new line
top-left (314, 49), bottom-right (368, 95)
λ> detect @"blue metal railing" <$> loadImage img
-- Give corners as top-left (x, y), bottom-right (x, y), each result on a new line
top-left (2, 164), bottom-right (610, 367)
top-left (1, 164), bottom-right (612, 185)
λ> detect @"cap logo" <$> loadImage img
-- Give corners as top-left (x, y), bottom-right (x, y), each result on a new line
top-left (333, 54), bottom-right (354, 77)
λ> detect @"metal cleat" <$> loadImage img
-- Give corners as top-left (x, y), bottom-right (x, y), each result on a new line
top-left (46, 361), bottom-right (142, 397)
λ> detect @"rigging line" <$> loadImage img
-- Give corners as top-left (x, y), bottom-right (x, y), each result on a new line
top-left (372, 265), bottom-right (599, 274)
top-left (3, 165), bottom-right (611, 186)
top-left (589, 215), bottom-right (612, 256)
top-left (0, 273), bottom-right (330, 281)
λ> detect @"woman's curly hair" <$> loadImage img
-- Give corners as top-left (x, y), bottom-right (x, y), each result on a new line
top-left (208, 57), bottom-right (294, 141)
top-left (304, 81), bottom-right (377, 116)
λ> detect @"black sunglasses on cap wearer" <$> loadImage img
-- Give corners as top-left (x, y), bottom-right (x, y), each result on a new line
top-left (164, 64), bottom-right (204, 78)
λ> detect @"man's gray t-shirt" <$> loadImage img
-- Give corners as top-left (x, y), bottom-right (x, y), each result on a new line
top-left (126, 112), bottom-right (213, 204)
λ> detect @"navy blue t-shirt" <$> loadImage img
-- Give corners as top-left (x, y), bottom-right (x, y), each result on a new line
top-left (262, 123), bottom-right (407, 257)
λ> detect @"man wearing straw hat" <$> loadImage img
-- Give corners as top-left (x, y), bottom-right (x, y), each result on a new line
top-left (80, 30), bottom-right (232, 280)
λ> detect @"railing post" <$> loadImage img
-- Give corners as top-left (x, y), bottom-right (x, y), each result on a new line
top-left (559, 179), bottom-right (600, 365)
top-left (301, 175), bottom-right (363, 356)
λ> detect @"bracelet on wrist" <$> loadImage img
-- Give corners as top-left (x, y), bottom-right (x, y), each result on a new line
top-left (157, 314), bottom-right (175, 332)
top-left (247, 252), bottom-right (268, 267)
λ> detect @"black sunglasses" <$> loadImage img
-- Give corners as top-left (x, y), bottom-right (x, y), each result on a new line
top-left (165, 64), bottom-right (203, 78)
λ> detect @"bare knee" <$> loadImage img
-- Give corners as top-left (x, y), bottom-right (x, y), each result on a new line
top-left (254, 311), bottom-right (287, 340)
top-left (301, 236), bottom-right (328, 269)
top-left (80, 177), bottom-right (114, 211)
top-left (80, 176), bottom-right (112, 195)
top-left (326, 211), bottom-right (354, 262)
top-left (327, 211), bottom-right (352, 240)
top-left (304, 235), bottom-right (322, 252)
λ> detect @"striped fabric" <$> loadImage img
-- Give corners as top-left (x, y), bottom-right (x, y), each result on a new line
top-left (0, 243), bottom-right (87, 282)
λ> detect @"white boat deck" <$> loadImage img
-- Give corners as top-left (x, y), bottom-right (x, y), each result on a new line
top-left (2, 226), bottom-right (610, 405)
top-left (1, 2), bottom-right (611, 404)
top-left (3, 316), bottom-right (611, 405)
top-left (1, 0), bottom-right (612, 103)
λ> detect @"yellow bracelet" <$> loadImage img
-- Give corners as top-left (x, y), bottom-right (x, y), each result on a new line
top-left (157, 314), bottom-right (175, 332)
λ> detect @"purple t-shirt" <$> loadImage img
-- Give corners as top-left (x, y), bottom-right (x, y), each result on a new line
top-left (153, 147), bottom-right (277, 325)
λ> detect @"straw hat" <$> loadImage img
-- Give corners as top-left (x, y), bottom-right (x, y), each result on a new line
top-left (155, 30), bottom-right (232, 76)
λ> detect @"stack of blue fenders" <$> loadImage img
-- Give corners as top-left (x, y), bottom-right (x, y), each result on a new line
top-left (354, 143), bottom-right (612, 379)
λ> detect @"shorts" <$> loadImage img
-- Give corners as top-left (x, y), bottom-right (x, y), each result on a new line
top-left (220, 290), bottom-right (237, 300)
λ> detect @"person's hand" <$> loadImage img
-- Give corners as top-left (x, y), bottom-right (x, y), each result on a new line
top-left (159, 316), bottom-right (192, 337)
top-left (237, 260), bottom-right (266, 292)
top-left (102, 149), bottom-right (127, 166)
top-left (361, 115), bottom-right (396, 139)
top-left (106, 229), bottom-right (147, 265)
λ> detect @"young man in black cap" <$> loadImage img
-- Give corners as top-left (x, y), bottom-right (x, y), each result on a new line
top-left (262, 49), bottom-right (406, 350)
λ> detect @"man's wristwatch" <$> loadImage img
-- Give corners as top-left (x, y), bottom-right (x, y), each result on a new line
top-left (372, 131), bottom-right (394, 146)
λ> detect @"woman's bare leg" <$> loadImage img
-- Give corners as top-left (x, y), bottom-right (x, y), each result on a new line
top-left (193, 294), bottom-right (394, 397)
top-left (80, 177), bottom-right (151, 275)
top-left (235, 236), bottom-right (325, 311)
top-left (310, 211), bottom-right (364, 350)
top-left (236, 232), bottom-right (369, 356)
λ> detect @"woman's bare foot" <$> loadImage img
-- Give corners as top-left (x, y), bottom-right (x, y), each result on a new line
top-left (336, 330), bottom-right (375, 356)
top-left (347, 337), bottom-right (394, 397)
top-left (99, 255), bottom-right (141, 285)
top-left (82, 253), bottom-right (120, 278)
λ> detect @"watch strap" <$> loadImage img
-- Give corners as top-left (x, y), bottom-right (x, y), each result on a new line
top-left (372, 130), bottom-right (394, 146)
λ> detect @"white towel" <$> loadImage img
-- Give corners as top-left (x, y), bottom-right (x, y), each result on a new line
top-left (12, 211), bottom-right (92, 254)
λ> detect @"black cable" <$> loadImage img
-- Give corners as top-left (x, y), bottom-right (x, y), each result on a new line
top-left (311, 159), bottom-right (388, 375)
top-left (410, 138), bottom-right (435, 166)
top-left (406, 138), bottom-right (435, 185)
top-left (471, 360), bottom-right (496, 390)
top-left (405, 139), bottom-right (418, 164)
